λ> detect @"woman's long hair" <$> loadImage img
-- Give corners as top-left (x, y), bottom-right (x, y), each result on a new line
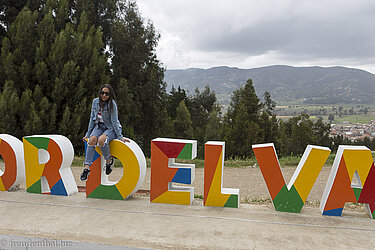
top-left (98, 84), bottom-right (117, 113)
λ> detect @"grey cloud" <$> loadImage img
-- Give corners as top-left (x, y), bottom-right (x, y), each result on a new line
top-left (189, 2), bottom-right (375, 61)
top-left (137, 0), bottom-right (375, 72)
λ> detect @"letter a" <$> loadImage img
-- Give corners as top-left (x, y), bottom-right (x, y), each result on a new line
top-left (320, 145), bottom-right (375, 219)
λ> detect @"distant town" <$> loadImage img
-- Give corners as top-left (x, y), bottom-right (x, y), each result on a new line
top-left (274, 104), bottom-right (375, 142)
top-left (330, 120), bottom-right (375, 141)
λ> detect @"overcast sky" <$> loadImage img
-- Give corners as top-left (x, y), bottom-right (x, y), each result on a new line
top-left (136, 0), bottom-right (375, 74)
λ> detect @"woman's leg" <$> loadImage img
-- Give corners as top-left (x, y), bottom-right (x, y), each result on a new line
top-left (83, 124), bottom-right (105, 168)
top-left (83, 136), bottom-right (98, 168)
top-left (99, 130), bottom-right (117, 175)
top-left (81, 124), bottom-right (105, 181)
top-left (98, 129), bottom-right (116, 162)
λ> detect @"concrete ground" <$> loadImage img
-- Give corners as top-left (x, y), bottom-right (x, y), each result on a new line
top-left (0, 189), bottom-right (374, 249)
top-left (0, 165), bottom-right (374, 249)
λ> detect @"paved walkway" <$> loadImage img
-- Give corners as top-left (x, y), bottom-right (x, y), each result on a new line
top-left (0, 191), bottom-right (374, 249)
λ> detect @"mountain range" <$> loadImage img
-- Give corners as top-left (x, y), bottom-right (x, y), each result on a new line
top-left (164, 65), bottom-right (375, 106)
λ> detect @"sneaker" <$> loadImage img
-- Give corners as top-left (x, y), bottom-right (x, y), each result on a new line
top-left (80, 168), bottom-right (90, 181)
top-left (105, 157), bottom-right (114, 175)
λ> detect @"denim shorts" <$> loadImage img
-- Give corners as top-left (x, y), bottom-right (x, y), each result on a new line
top-left (89, 123), bottom-right (117, 145)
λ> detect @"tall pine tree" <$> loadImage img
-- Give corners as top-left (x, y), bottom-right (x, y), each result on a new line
top-left (173, 100), bottom-right (193, 139)
top-left (223, 79), bottom-right (263, 158)
top-left (110, 1), bottom-right (167, 154)
top-left (0, 3), bottom-right (110, 153)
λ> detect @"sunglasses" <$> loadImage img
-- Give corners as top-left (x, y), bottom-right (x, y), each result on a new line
top-left (100, 91), bottom-right (110, 96)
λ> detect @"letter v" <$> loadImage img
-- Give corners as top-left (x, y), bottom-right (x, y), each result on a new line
top-left (252, 143), bottom-right (330, 213)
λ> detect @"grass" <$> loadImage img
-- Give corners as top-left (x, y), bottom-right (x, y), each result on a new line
top-left (72, 155), bottom-right (150, 168)
top-left (222, 156), bottom-right (258, 168)
top-left (72, 156), bottom-right (85, 166)
top-left (194, 194), bottom-right (204, 199)
top-left (333, 115), bottom-right (375, 124)
top-left (278, 155), bottom-right (302, 166)
top-left (70, 152), bottom-right (340, 168)
top-left (244, 196), bottom-right (271, 204)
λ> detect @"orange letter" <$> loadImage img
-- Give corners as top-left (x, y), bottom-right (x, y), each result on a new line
top-left (204, 141), bottom-right (239, 208)
top-left (253, 143), bottom-right (330, 213)
top-left (151, 138), bottom-right (196, 205)
top-left (0, 134), bottom-right (24, 191)
top-left (321, 146), bottom-right (375, 219)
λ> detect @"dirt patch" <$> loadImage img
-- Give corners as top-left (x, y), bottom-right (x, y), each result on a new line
top-left (71, 165), bottom-right (366, 212)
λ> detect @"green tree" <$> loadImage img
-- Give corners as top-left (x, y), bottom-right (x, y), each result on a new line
top-left (260, 91), bottom-right (278, 143)
top-left (338, 106), bottom-right (343, 114)
top-left (110, 1), bottom-right (166, 154)
top-left (0, 0), bottom-right (166, 156)
top-left (0, 4), bottom-right (110, 154)
top-left (2, 7), bottom-right (38, 90)
top-left (263, 91), bottom-right (276, 115)
top-left (0, 1), bottom-right (29, 40)
top-left (167, 86), bottom-right (189, 119)
top-left (190, 86), bottom-right (220, 157)
top-left (0, 81), bottom-right (20, 136)
top-left (46, 9), bottom-right (110, 151)
top-left (204, 109), bottom-right (222, 142)
top-left (331, 135), bottom-right (352, 152)
top-left (313, 118), bottom-right (331, 147)
top-left (278, 114), bottom-right (317, 156)
top-left (223, 79), bottom-right (263, 158)
top-left (259, 110), bottom-right (279, 144)
top-left (74, 0), bottom-right (117, 45)
top-left (173, 100), bottom-right (193, 138)
top-left (190, 86), bottom-right (218, 127)
top-left (116, 78), bottom-right (134, 137)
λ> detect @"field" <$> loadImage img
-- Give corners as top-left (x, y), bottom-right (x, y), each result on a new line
top-left (276, 104), bottom-right (375, 123)
top-left (334, 115), bottom-right (375, 123)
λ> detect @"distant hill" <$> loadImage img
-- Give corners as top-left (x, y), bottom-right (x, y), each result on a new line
top-left (164, 65), bottom-right (375, 106)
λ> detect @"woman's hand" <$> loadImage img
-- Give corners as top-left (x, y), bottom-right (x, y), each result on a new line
top-left (121, 137), bottom-right (130, 143)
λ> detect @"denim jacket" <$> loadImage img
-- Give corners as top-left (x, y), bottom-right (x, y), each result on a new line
top-left (85, 97), bottom-right (123, 139)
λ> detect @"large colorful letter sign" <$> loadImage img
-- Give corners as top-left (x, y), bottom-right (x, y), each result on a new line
top-left (253, 143), bottom-right (330, 213)
top-left (320, 146), bottom-right (375, 218)
top-left (85, 139), bottom-right (146, 200)
top-left (151, 138), bottom-right (197, 205)
top-left (0, 134), bottom-right (25, 191)
top-left (204, 141), bottom-right (239, 208)
top-left (23, 135), bottom-right (77, 196)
